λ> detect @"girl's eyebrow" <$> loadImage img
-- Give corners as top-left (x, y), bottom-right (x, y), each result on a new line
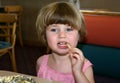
top-left (49, 24), bottom-right (58, 27)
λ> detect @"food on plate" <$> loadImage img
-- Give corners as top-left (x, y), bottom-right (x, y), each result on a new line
top-left (0, 75), bottom-right (36, 83)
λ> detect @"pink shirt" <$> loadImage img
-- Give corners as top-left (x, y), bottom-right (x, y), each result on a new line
top-left (37, 55), bottom-right (92, 83)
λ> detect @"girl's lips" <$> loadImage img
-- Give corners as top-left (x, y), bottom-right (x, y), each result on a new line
top-left (57, 41), bottom-right (68, 49)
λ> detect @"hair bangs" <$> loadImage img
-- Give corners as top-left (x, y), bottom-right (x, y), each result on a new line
top-left (47, 13), bottom-right (79, 30)
top-left (45, 3), bottom-right (80, 30)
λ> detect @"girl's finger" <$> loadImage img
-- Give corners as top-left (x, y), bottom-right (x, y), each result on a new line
top-left (66, 43), bottom-right (85, 61)
top-left (72, 48), bottom-right (85, 61)
top-left (71, 53), bottom-right (80, 60)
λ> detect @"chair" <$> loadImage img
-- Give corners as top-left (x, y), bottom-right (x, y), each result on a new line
top-left (4, 5), bottom-right (23, 47)
top-left (0, 13), bottom-right (17, 72)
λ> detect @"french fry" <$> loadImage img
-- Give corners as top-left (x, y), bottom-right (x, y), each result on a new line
top-left (66, 43), bottom-right (71, 49)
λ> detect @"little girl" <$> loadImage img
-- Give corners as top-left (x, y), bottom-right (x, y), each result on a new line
top-left (36, 1), bottom-right (95, 83)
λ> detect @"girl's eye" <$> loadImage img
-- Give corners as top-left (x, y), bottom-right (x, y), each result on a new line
top-left (66, 28), bottom-right (73, 32)
top-left (50, 28), bottom-right (57, 32)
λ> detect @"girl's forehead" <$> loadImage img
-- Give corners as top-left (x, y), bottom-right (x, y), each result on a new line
top-left (51, 23), bottom-right (68, 26)
top-left (47, 23), bottom-right (78, 30)
top-left (48, 24), bottom-right (70, 27)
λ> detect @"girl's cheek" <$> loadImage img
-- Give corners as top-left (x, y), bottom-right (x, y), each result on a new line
top-left (71, 34), bottom-right (79, 47)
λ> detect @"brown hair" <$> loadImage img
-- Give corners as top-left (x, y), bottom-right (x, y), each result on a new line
top-left (36, 1), bottom-right (86, 47)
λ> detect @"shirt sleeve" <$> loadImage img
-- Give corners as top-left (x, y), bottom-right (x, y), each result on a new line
top-left (82, 60), bottom-right (93, 72)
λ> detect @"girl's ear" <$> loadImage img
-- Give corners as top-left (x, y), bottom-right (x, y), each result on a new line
top-left (78, 31), bottom-right (81, 42)
top-left (78, 38), bottom-right (81, 43)
top-left (46, 46), bottom-right (51, 54)
top-left (79, 35), bottom-right (86, 43)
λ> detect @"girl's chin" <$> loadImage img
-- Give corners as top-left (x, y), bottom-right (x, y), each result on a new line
top-left (52, 49), bottom-right (69, 55)
top-left (56, 51), bottom-right (69, 55)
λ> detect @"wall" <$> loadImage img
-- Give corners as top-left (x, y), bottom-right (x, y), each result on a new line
top-left (1, 0), bottom-right (120, 46)
top-left (80, 0), bottom-right (120, 12)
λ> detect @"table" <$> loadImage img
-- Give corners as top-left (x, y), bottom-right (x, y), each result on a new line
top-left (0, 70), bottom-right (61, 83)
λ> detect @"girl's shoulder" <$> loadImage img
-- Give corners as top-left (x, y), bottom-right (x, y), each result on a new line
top-left (84, 58), bottom-right (89, 62)
top-left (37, 56), bottom-right (44, 65)
top-left (36, 55), bottom-right (44, 72)
top-left (85, 57), bottom-right (92, 63)
top-left (36, 54), bottom-right (50, 72)
top-left (37, 54), bottom-right (49, 66)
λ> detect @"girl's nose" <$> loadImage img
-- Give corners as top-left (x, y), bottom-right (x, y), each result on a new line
top-left (58, 31), bottom-right (66, 38)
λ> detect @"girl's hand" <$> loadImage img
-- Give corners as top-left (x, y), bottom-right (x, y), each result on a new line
top-left (70, 48), bottom-right (85, 72)
top-left (67, 43), bottom-right (95, 83)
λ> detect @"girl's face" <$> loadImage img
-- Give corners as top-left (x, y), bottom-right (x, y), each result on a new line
top-left (46, 24), bottom-right (79, 55)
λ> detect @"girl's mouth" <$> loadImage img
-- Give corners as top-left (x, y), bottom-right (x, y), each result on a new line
top-left (57, 42), bottom-right (71, 49)
top-left (57, 41), bottom-right (68, 49)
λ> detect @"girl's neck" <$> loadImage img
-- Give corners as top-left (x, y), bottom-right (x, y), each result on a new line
top-left (48, 53), bottom-right (72, 73)
top-left (51, 53), bottom-right (70, 63)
